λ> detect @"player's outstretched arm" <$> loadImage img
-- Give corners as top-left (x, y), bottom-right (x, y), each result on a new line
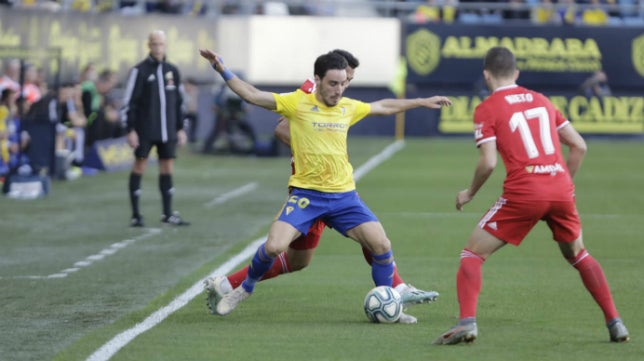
top-left (369, 96), bottom-right (452, 116)
top-left (199, 48), bottom-right (277, 111)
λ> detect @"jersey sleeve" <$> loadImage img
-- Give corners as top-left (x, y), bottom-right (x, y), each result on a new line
top-left (349, 100), bottom-right (371, 126)
top-left (473, 104), bottom-right (496, 147)
top-left (273, 89), bottom-right (302, 118)
top-left (553, 106), bottom-right (570, 130)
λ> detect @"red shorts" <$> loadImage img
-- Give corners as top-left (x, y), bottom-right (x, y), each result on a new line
top-left (478, 197), bottom-right (581, 246)
top-left (289, 219), bottom-right (326, 250)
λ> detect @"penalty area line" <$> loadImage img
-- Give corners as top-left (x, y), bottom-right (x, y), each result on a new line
top-left (85, 140), bottom-right (405, 361)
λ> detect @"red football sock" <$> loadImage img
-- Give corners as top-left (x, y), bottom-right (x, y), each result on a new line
top-left (391, 267), bottom-right (404, 288)
top-left (361, 246), bottom-right (404, 287)
top-left (567, 249), bottom-right (620, 323)
top-left (457, 249), bottom-right (485, 320)
top-left (227, 252), bottom-right (291, 289)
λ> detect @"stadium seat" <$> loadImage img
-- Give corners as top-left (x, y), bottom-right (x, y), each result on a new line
top-left (459, 13), bottom-right (482, 24)
top-left (263, 2), bottom-right (289, 16)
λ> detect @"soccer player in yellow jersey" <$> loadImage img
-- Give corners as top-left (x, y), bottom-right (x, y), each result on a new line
top-left (199, 48), bottom-right (451, 316)
top-left (205, 50), bottom-right (439, 323)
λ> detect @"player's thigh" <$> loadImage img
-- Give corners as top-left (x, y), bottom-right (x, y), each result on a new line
top-left (346, 221), bottom-right (391, 255)
top-left (265, 220), bottom-right (301, 256)
top-left (289, 219), bottom-right (325, 251)
top-left (465, 226), bottom-right (507, 259)
top-left (286, 221), bottom-right (325, 270)
top-left (285, 248), bottom-right (315, 271)
top-left (326, 190), bottom-right (379, 237)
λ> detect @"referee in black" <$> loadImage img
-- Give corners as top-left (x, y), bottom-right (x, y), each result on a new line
top-left (122, 30), bottom-right (189, 227)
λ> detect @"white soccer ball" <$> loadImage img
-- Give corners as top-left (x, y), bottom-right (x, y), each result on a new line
top-left (363, 286), bottom-right (402, 323)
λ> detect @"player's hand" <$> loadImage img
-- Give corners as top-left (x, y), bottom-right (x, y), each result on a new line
top-left (199, 49), bottom-right (224, 72)
top-left (425, 96), bottom-right (452, 109)
top-left (456, 189), bottom-right (473, 211)
top-left (127, 130), bottom-right (139, 149)
top-left (177, 129), bottom-right (187, 147)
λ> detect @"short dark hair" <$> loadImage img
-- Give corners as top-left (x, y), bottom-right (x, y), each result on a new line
top-left (1, 88), bottom-right (14, 102)
top-left (98, 69), bottom-right (114, 82)
top-left (331, 49), bottom-right (359, 69)
top-left (314, 52), bottom-right (348, 80)
top-left (483, 46), bottom-right (516, 78)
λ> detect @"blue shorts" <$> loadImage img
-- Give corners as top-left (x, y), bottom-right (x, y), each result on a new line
top-left (278, 188), bottom-right (378, 237)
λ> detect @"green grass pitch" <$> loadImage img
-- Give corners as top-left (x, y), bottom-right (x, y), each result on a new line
top-left (0, 137), bottom-right (641, 361)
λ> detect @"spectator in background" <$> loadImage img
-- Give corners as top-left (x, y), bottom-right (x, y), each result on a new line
top-left (0, 88), bottom-right (16, 178)
top-left (79, 63), bottom-right (97, 84)
top-left (532, 0), bottom-right (559, 24)
top-left (0, 59), bottom-right (20, 94)
top-left (502, 0), bottom-right (531, 21)
top-left (579, 70), bottom-right (612, 98)
top-left (55, 81), bottom-right (86, 179)
top-left (82, 69), bottom-right (120, 148)
top-left (581, 0), bottom-right (609, 25)
top-left (412, 0), bottom-right (442, 23)
top-left (182, 77), bottom-right (199, 144)
top-left (557, 0), bottom-right (582, 25)
top-left (442, 0), bottom-right (458, 23)
top-left (157, 0), bottom-right (184, 13)
top-left (34, 67), bottom-right (48, 97)
top-left (71, 0), bottom-right (92, 12)
top-left (202, 79), bottom-right (255, 155)
top-left (3, 89), bottom-right (30, 177)
top-left (21, 64), bottom-right (42, 105)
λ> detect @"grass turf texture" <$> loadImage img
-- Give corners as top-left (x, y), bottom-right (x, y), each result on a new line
top-left (0, 137), bottom-right (641, 361)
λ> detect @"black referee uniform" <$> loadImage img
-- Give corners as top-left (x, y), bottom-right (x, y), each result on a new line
top-left (122, 54), bottom-right (189, 226)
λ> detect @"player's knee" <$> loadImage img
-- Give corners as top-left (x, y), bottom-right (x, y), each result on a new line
top-left (263, 242), bottom-right (285, 258)
top-left (369, 238), bottom-right (391, 256)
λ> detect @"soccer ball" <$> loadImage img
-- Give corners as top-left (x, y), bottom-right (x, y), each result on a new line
top-left (363, 286), bottom-right (402, 323)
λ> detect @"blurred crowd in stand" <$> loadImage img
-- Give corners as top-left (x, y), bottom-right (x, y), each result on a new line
top-left (0, 59), bottom-right (125, 183)
top-left (0, 0), bottom-right (640, 189)
top-left (408, 0), bottom-right (643, 25)
top-left (0, 0), bottom-right (641, 26)
top-left (0, 55), bottom-right (260, 188)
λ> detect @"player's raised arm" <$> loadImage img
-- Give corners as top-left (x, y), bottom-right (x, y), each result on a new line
top-left (199, 48), bottom-right (277, 111)
top-left (368, 96), bottom-right (452, 116)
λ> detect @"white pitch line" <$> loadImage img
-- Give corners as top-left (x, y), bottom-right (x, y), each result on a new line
top-left (3, 228), bottom-right (162, 280)
top-left (204, 182), bottom-right (258, 208)
top-left (86, 140), bottom-right (406, 361)
top-left (3, 181), bottom-right (261, 281)
top-left (353, 140), bottom-right (404, 181)
top-left (86, 236), bottom-right (266, 361)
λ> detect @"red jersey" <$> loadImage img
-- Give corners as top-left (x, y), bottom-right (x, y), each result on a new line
top-left (473, 85), bottom-right (574, 200)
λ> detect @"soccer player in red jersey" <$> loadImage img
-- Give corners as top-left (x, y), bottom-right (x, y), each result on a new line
top-left (433, 46), bottom-right (629, 344)
top-left (205, 50), bottom-right (439, 323)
